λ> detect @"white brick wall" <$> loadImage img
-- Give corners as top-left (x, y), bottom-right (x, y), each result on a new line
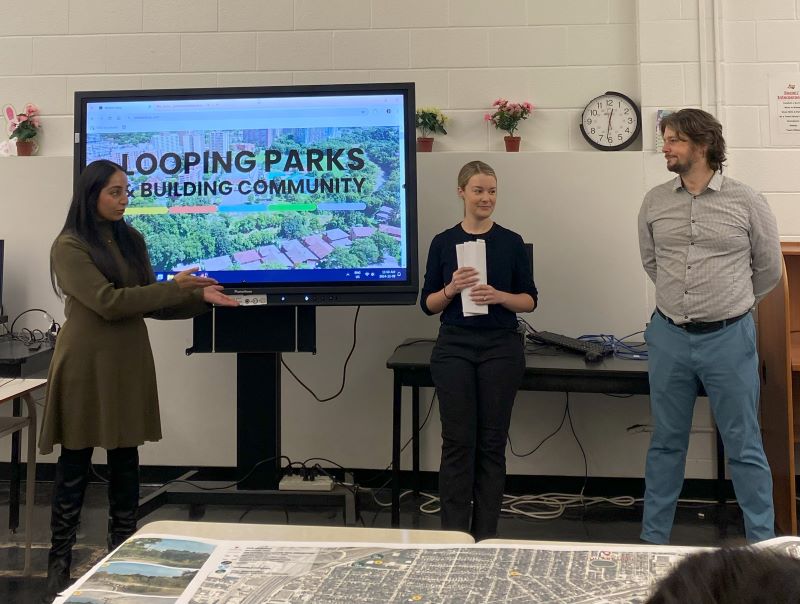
top-left (333, 30), bottom-right (410, 70)
top-left (68, 1), bottom-right (143, 35)
top-left (33, 36), bottom-right (108, 75)
top-left (0, 0), bottom-right (67, 36)
top-left (294, 0), bottom-right (372, 30)
top-left (0, 0), bottom-right (653, 155)
top-left (0, 0), bottom-right (795, 158)
top-left (0, 38), bottom-right (34, 75)
top-left (107, 35), bottom-right (183, 74)
top-left (715, 1), bottom-right (800, 224)
top-left (488, 27), bottom-right (567, 67)
top-left (218, 0), bottom-right (294, 32)
top-left (372, 0), bottom-right (449, 29)
top-left (143, 0), bottom-right (219, 33)
top-left (0, 0), bottom-right (648, 155)
top-left (181, 33), bottom-right (257, 71)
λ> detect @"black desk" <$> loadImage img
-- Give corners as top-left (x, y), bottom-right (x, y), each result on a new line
top-left (0, 337), bottom-right (54, 378)
top-left (0, 336), bottom-right (53, 532)
top-left (386, 338), bottom-right (720, 527)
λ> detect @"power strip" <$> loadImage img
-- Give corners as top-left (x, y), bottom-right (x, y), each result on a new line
top-left (278, 475), bottom-right (334, 491)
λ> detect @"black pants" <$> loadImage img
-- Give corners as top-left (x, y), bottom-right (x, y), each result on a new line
top-left (431, 324), bottom-right (525, 541)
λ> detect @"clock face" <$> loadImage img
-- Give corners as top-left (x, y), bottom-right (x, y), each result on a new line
top-left (580, 91), bottom-right (641, 151)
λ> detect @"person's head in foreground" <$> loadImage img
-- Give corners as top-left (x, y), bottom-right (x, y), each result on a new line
top-left (646, 547), bottom-right (800, 604)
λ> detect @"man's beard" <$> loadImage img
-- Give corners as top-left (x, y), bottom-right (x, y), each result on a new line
top-left (666, 157), bottom-right (691, 175)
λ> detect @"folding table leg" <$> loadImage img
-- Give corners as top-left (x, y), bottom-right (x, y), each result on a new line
top-left (22, 392), bottom-right (37, 576)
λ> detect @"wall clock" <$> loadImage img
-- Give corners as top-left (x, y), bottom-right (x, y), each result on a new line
top-left (579, 91), bottom-right (641, 151)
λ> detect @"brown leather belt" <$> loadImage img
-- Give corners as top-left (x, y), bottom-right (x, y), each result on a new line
top-left (656, 307), bottom-right (748, 334)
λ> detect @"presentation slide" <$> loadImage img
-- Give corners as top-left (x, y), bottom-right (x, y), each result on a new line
top-left (83, 94), bottom-right (410, 286)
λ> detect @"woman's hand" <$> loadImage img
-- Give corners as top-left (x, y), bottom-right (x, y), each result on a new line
top-left (173, 267), bottom-right (219, 290)
top-left (202, 285), bottom-right (240, 307)
top-left (470, 283), bottom-right (504, 306)
top-left (447, 267), bottom-right (479, 297)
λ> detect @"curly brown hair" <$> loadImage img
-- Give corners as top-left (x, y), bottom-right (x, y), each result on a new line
top-left (660, 108), bottom-right (726, 173)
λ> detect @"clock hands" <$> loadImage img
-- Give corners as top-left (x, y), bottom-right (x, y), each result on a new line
top-left (580, 92), bottom-right (640, 150)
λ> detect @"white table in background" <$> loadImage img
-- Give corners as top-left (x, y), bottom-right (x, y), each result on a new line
top-left (137, 519), bottom-right (474, 544)
top-left (0, 377), bottom-right (46, 575)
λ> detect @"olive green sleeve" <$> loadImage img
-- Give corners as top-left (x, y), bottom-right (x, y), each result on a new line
top-left (146, 289), bottom-right (210, 321)
top-left (53, 234), bottom-right (203, 322)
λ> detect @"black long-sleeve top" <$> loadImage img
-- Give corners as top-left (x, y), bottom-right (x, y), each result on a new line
top-left (420, 223), bottom-right (538, 329)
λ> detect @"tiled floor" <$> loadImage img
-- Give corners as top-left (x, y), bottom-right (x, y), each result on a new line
top-left (0, 479), bottom-right (746, 603)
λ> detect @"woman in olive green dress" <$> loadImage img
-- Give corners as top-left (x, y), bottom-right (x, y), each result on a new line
top-left (40, 159), bottom-right (237, 601)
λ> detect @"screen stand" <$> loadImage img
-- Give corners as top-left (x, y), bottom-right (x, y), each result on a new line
top-left (237, 351), bottom-right (282, 490)
top-left (138, 305), bottom-right (356, 524)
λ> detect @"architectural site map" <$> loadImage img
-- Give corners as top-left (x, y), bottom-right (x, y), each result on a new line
top-left (55, 534), bottom-right (800, 604)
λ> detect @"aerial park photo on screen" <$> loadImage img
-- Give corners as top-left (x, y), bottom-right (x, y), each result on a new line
top-left (83, 93), bottom-right (409, 287)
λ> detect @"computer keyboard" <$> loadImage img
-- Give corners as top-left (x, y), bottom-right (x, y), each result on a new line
top-left (527, 331), bottom-right (607, 361)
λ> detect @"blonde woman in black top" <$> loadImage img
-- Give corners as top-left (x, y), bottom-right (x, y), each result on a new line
top-left (421, 160), bottom-right (537, 540)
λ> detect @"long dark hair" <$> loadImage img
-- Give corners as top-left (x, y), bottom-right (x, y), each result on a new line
top-left (51, 159), bottom-right (151, 296)
top-left (659, 108), bottom-right (727, 173)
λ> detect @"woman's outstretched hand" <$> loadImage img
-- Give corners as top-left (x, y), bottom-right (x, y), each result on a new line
top-left (173, 267), bottom-right (219, 290)
top-left (202, 285), bottom-right (240, 307)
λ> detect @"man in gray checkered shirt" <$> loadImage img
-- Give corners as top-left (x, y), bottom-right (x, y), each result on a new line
top-left (638, 108), bottom-right (782, 545)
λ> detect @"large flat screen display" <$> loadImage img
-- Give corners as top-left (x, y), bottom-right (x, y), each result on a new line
top-left (74, 83), bottom-right (418, 305)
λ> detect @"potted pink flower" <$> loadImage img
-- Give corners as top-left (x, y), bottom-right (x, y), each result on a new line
top-left (484, 98), bottom-right (533, 151)
top-left (5, 103), bottom-right (41, 156)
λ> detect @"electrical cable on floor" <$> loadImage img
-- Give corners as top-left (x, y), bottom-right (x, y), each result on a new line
top-left (159, 456), bottom-right (278, 491)
top-left (502, 493), bottom-right (636, 520)
top-left (278, 387), bottom-right (437, 527)
top-left (365, 388), bottom-right (437, 526)
top-left (402, 492), bottom-right (738, 522)
top-left (416, 492), bottom-right (441, 514)
top-left (261, 363), bottom-right (739, 526)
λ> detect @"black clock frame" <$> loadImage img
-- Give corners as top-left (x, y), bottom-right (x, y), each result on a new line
top-left (579, 90), bottom-right (642, 151)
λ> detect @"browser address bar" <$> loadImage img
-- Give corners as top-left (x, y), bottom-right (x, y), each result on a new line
top-left (141, 107), bottom-right (369, 118)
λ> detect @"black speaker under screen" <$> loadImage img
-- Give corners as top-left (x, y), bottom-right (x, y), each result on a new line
top-left (190, 305), bottom-right (316, 354)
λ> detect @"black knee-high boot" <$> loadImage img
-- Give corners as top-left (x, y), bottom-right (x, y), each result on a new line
top-left (106, 447), bottom-right (139, 552)
top-left (43, 447), bottom-right (92, 603)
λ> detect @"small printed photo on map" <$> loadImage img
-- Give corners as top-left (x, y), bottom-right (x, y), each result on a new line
top-left (61, 537), bottom-right (217, 602)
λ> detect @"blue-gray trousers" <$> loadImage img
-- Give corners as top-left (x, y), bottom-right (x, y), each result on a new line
top-left (641, 311), bottom-right (774, 544)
